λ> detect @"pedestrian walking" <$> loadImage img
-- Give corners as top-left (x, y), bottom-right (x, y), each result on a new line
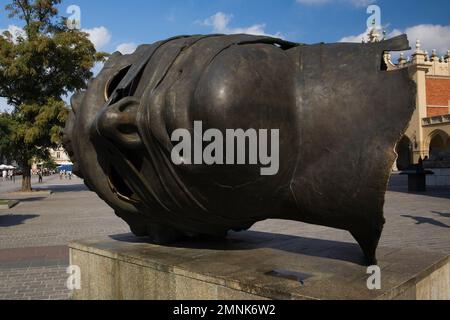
top-left (38, 170), bottom-right (43, 184)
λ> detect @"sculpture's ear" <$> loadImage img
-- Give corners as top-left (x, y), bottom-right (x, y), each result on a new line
top-left (95, 97), bottom-right (142, 150)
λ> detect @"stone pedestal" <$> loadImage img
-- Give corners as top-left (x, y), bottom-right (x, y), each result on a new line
top-left (69, 232), bottom-right (450, 300)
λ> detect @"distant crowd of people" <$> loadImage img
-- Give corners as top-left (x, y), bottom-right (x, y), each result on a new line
top-left (36, 169), bottom-right (73, 183)
top-left (1, 169), bottom-right (15, 182)
top-left (1, 168), bottom-right (74, 184)
top-left (59, 170), bottom-right (73, 181)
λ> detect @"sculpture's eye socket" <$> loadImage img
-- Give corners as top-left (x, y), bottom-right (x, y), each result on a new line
top-left (104, 65), bottom-right (132, 101)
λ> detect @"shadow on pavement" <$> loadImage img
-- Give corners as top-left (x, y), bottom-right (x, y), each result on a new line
top-left (7, 197), bottom-right (47, 203)
top-left (401, 214), bottom-right (450, 229)
top-left (432, 211), bottom-right (450, 219)
top-left (110, 231), bottom-right (368, 266)
top-left (35, 184), bottom-right (88, 194)
top-left (0, 214), bottom-right (39, 227)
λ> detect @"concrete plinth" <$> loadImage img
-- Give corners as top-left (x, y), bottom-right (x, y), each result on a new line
top-left (69, 232), bottom-right (450, 300)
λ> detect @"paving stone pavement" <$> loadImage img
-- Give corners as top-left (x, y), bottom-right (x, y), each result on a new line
top-left (0, 176), bottom-right (23, 194)
top-left (0, 173), bottom-right (449, 300)
top-left (0, 176), bottom-right (129, 249)
top-left (0, 266), bottom-right (70, 300)
top-left (0, 176), bottom-right (129, 300)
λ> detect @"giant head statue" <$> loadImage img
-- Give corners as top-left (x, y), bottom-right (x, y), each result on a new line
top-left (65, 34), bottom-right (415, 264)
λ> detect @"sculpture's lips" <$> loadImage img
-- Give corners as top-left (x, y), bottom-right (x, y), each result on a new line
top-left (107, 164), bottom-right (141, 205)
top-left (101, 143), bottom-right (145, 205)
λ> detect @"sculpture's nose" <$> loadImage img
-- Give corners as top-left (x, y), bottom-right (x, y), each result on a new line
top-left (95, 97), bottom-right (142, 149)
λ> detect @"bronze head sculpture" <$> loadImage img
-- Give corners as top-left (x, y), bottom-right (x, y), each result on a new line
top-left (64, 34), bottom-right (416, 265)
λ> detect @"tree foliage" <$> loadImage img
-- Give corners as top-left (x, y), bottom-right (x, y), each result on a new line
top-left (43, 157), bottom-right (58, 170)
top-left (0, 113), bottom-right (14, 162)
top-left (0, 0), bottom-right (107, 190)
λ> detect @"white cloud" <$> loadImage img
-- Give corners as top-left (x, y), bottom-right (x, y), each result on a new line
top-left (339, 24), bottom-right (450, 57)
top-left (115, 42), bottom-right (138, 55)
top-left (296, 0), bottom-right (376, 7)
top-left (82, 26), bottom-right (111, 50)
top-left (396, 25), bottom-right (450, 56)
top-left (0, 25), bottom-right (26, 43)
top-left (197, 12), bottom-right (283, 38)
top-left (339, 28), bottom-right (372, 43)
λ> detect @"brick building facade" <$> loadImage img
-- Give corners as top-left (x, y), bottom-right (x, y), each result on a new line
top-left (426, 77), bottom-right (450, 117)
top-left (387, 40), bottom-right (450, 170)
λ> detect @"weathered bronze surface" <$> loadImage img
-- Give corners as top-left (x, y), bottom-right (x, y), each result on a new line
top-left (64, 34), bottom-right (416, 265)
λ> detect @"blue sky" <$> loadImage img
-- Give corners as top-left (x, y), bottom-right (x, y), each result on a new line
top-left (1, 0), bottom-right (450, 110)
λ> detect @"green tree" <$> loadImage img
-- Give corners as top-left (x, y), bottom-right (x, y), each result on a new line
top-left (42, 158), bottom-right (58, 171)
top-left (0, 113), bottom-right (14, 162)
top-left (0, 0), bottom-right (106, 191)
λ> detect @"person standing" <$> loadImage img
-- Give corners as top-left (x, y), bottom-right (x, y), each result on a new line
top-left (38, 170), bottom-right (43, 184)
